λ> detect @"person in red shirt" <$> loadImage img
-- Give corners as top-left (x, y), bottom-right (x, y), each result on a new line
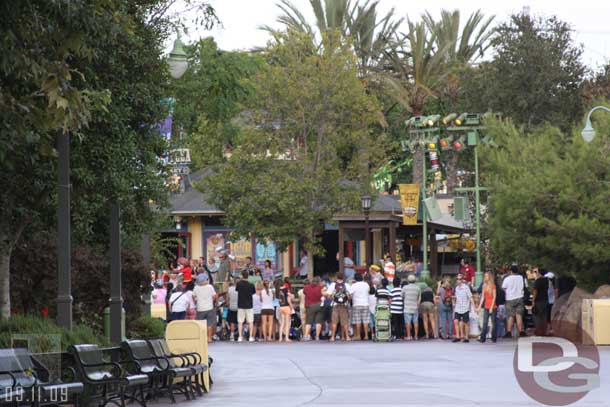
top-left (303, 277), bottom-right (325, 340)
top-left (460, 258), bottom-right (476, 284)
top-left (178, 257), bottom-right (193, 285)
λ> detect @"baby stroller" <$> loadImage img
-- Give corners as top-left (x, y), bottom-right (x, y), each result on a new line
top-left (289, 312), bottom-right (302, 341)
top-left (374, 304), bottom-right (391, 342)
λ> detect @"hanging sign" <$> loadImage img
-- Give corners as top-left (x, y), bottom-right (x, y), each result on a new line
top-left (399, 184), bottom-right (420, 225)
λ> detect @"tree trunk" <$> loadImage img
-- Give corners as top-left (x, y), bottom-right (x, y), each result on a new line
top-left (412, 144), bottom-right (424, 186)
top-left (0, 246), bottom-right (11, 318)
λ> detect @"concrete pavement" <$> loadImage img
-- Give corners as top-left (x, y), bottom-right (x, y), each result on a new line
top-left (160, 339), bottom-right (610, 407)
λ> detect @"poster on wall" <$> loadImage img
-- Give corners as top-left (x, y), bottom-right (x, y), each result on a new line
top-left (204, 232), bottom-right (226, 264)
top-left (256, 241), bottom-right (277, 270)
top-left (229, 238), bottom-right (253, 270)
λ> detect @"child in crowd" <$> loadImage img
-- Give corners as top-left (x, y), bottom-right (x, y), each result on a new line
top-left (252, 281), bottom-right (263, 340)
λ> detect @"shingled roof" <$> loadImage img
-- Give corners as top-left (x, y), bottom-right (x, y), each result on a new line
top-left (170, 168), bottom-right (222, 215)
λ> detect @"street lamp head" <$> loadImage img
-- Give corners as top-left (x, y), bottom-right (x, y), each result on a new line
top-left (168, 37), bottom-right (188, 79)
top-left (361, 195), bottom-right (372, 212)
top-left (581, 119), bottom-right (595, 143)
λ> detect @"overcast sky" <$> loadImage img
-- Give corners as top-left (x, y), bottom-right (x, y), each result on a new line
top-left (178, 0), bottom-right (610, 70)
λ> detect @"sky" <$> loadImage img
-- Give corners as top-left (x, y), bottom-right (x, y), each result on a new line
top-left (177, 0), bottom-right (610, 70)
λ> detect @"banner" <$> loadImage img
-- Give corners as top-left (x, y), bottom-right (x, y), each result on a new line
top-left (399, 184), bottom-right (420, 225)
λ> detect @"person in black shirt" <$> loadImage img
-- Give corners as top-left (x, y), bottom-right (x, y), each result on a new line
top-left (236, 270), bottom-right (256, 342)
top-left (532, 268), bottom-right (549, 336)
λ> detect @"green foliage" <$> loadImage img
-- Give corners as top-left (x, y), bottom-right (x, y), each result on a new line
top-left (202, 30), bottom-right (381, 253)
top-left (128, 316), bottom-right (166, 339)
top-left (10, 235), bottom-right (150, 326)
top-left (173, 38), bottom-right (262, 168)
top-left (0, 0), bottom-right (214, 317)
top-left (262, 0), bottom-right (400, 76)
top-left (482, 115), bottom-right (610, 287)
top-left (458, 13), bottom-right (585, 131)
top-left (583, 63), bottom-right (610, 104)
top-left (0, 315), bottom-right (107, 351)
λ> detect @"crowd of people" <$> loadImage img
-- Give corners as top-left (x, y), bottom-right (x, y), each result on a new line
top-left (151, 252), bottom-right (557, 344)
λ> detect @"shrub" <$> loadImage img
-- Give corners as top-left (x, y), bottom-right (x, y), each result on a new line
top-left (0, 315), bottom-right (107, 351)
top-left (128, 316), bottom-right (166, 339)
top-left (10, 235), bottom-right (150, 328)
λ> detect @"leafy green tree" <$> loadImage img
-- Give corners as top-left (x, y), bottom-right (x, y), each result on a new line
top-left (482, 116), bottom-right (610, 286)
top-left (459, 13), bottom-right (586, 131)
top-left (202, 31), bottom-right (381, 276)
top-left (0, 0), bottom-right (109, 317)
top-left (583, 63), bottom-right (610, 104)
top-left (0, 0), bottom-right (217, 317)
top-left (172, 38), bottom-right (262, 168)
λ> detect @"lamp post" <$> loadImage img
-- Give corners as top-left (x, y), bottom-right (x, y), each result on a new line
top-left (581, 106), bottom-right (610, 142)
top-left (56, 131), bottom-right (72, 330)
top-left (361, 195), bottom-right (372, 267)
top-left (108, 35), bottom-right (189, 343)
top-left (420, 143), bottom-right (429, 280)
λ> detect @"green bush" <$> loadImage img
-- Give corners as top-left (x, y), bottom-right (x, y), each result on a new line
top-left (128, 316), bottom-right (166, 339)
top-left (0, 315), bottom-right (107, 351)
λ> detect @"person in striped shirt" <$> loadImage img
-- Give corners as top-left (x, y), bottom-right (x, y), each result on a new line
top-left (383, 255), bottom-right (396, 281)
top-left (390, 277), bottom-right (404, 340)
top-left (375, 278), bottom-right (391, 305)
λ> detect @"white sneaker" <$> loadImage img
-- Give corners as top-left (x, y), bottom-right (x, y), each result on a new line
top-left (229, 336), bottom-right (235, 342)
top-left (238, 337), bottom-right (243, 342)
top-left (249, 337), bottom-right (255, 342)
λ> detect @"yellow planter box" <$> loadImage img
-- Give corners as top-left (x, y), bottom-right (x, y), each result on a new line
top-left (165, 320), bottom-right (210, 390)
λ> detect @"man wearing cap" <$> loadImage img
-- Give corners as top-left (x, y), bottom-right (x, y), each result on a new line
top-left (193, 273), bottom-right (217, 342)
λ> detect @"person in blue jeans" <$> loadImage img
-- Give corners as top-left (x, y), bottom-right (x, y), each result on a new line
top-left (437, 280), bottom-right (453, 339)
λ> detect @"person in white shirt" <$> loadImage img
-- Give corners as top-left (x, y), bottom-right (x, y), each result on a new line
top-left (252, 282), bottom-right (263, 341)
top-left (349, 273), bottom-right (371, 340)
top-left (299, 249), bottom-right (309, 279)
top-left (383, 255), bottom-right (396, 281)
top-left (192, 273), bottom-right (217, 342)
top-left (169, 285), bottom-right (190, 320)
top-left (502, 265), bottom-right (526, 338)
top-left (260, 281), bottom-right (275, 341)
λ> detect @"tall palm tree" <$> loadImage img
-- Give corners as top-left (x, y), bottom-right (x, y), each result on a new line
top-left (423, 9), bottom-right (495, 65)
top-left (383, 19), bottom-right (454, 185)
top-left (261, 0), bottom-right (399, 75)
top-left (422, 10), bottom-right (495, 192)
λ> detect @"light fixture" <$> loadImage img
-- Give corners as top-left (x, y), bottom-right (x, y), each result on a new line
top-left (454, 113), bottom-right (468, 126)
top-left (581, 106), bottom-right (610, 143)
top-left (426, 115), bottom-right (440, 127)
top-left (581, 119), bottom-right (595, 143)
top-left (361, 195), bottom-right (372, 212)
top-left (168, 36), bottom-right (188, 79)
top-left (442, 113), bottom-right (457, 125)
top-left (174, 215), bottom-right (182, 230)
top-left (453, 135), bottom-right (465, 151)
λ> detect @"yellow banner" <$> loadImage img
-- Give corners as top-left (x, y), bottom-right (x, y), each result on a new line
top-left (399, 184), bottom-right (420, 225)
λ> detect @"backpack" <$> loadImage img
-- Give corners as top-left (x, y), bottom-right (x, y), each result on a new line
top-left (333, 282), bottom-right (349, 305)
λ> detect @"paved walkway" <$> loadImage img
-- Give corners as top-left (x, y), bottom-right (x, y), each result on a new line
top-left (163, 340), bottom-right (610, 407)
